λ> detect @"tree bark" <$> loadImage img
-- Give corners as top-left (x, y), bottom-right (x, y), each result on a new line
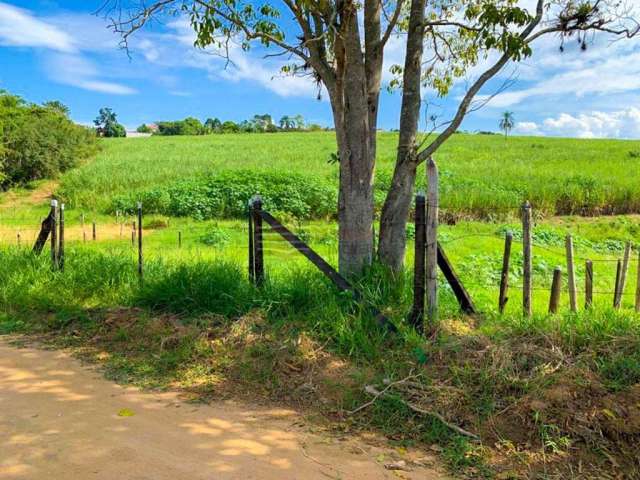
top-left (329, 1), bottom-right (377, 277)
top-left (378, 0), bottom-right (426, 272)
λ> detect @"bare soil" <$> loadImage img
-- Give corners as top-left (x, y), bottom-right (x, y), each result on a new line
top-left (0, 337), bottom-right (447, 480)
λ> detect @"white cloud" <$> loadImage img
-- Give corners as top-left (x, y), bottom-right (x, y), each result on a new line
top-left (515, 121), bottom-right (540, 134)
top-left (46, 53), bottom-right (137, 95)
top-left (0, 2), bottom-right (75, 52)
top-left (541, 108), bottom-right (640, 138)
top-left (515, 108), bottom-right (640, 138)
top-left (0, 4), bottom-right (137, 95)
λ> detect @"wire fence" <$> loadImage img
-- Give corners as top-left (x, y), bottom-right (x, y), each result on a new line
top-left (1, 198), bottom-right (639, 316)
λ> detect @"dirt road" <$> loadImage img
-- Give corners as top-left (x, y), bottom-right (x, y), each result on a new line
top-left (0, 338), bottom-right (447, 479)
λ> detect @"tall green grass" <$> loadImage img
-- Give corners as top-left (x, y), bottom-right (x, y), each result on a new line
top-left (58, 132), bottom-right (640, 218)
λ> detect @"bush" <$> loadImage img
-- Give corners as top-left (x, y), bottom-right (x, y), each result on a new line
top-left (110, 169), bottom-right (337, 220)
top-left (0, 91), bottom-right (97, 187)
top-left (157, 117), bottom-right (206, 136)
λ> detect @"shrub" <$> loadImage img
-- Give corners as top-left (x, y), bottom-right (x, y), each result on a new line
top-left (199, 225), bottom-right (231, 247)
top-left (0, 91), bottom-right (97, 187)
top-left (111, 169), bottom-right (337, 220)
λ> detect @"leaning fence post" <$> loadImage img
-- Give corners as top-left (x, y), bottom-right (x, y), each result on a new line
top-left (614, 259), bottom-right (622, 308)
top-left (549, 267), bottom-right (562, 314)
top-left (522, 201), bottom-right (532, 317)
top-left (585, 260), bottom-right (593, 309)
top-left (498, 232), bottom-right (513, 313)
top-left (50, 199), bottom-right (58, 268)
top-left (565, 234), bottom-right (577, 312)
top-left (614, 241), bottom-right (631, 308)
top-left (59, 204), bottom-right (65, 271)
top-left (251, 196), bottom-right (264, 286)
top-left (410, 193), bottom-right (426, 332)
top-left (426, 158), bottom-right (439, 327)
top-left (137, 202), bottom-right (143, 281)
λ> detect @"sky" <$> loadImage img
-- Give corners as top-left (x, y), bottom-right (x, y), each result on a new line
top-left (1, 1), bottom-right (640, 138)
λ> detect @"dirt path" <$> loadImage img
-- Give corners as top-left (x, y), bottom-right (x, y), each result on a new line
top-left (0, 338), bottom-right (447, 480)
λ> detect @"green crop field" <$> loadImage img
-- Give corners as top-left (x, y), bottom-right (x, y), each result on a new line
top-left (57, 132), bottom-right (640, 218)
top-left (1, 132), bottom-right (639, 477)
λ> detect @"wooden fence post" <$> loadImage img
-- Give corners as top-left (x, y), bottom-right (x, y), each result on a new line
top-left (248, 202), bottom-right (255, 283)
top-left (50, 199), bottom-right (58, 268)
top-left (549, 267), bottom-right (562, 314)
top-left (522, 201), bottom-right (532, 317)
top-left (92, 221), bottom-right (96, 241)
top-left (178, 231), bottom-right (182, 248)
top-left (614, 259), bottom-right (622, 308)
top-left (137, 202), bottom-right (143, 280)
top-left (585, 260), bottom-right (593, 309)
top-left (614, 242), bottom-right (631, 308)
top-left (498, 232), bottom-right (512, 313)
top-left (251, 196), bottom-right (264, 286)
top-left (16, 232), bottom-right (21, 247)
top-left (59, 204), bottom-right (65, 271)
top-left (565, 235), bottom-right (577, 312)
top-left (410, 193), bottom-right (426, 332)
top-left (426, 158), bottom-right (439, 327)
top-left (635, 251), bottom-right (640, 313)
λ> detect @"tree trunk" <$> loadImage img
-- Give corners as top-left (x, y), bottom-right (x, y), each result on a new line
top-left (330, 2), bottom-right (377, 277)
top-left (378, 0), bottom-right (426, 272)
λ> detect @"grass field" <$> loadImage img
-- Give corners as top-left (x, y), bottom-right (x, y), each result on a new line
top-left (1, 132), bottom-right (639, 478)
top-left (58, 132), bottom-right (640, 217)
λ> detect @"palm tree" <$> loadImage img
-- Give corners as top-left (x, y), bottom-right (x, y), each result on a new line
top-left (499, 111), bottom-right (515, 138)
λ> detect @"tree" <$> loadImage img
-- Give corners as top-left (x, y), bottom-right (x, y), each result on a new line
top-left (137, 124), bottom-right (152, 133)
top-left (43, 100), bottom-right (70, 117)
top-left (94, 107), bottom-right (126, 138)
top-left (221, 120), bottom-right (239, 133)
top-left (279, 115), bottom-right (294, 130)
top-left (499, 112), bottom-right (515, 138)
top-left (205, 117), bottom-right (222, 133)
top-left (293, 114), bottom-right (305, 130)
top-left (104, 0), bottom-right (639, 275)
top-left (252, 114), bottom-right (273, 132)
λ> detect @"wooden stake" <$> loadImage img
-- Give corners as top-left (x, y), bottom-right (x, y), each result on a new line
top-left (565, 235), bottom-right (577, 312)
top-left (614, 242), bottom-right (631, 308)
top-left (251, 196), bottom-right (264, 286)
top-left (522, 201), bottom-right (532, 317)
top-left (92, 221), bottom-right (96, 241)
top-left (410, 193), bottom-right (426, 332)
top-left (426, 158), bottom-right (439, 327)
top-left (178, 231), bottom-right (182, 248)
top-left (16, 232), bottom-right (21, 247)
top-left (137, 202), bottom-right (143, 280)
top-left (498, 232), bottom-right (512, 313)
top-left (50, 200), bottom-right (58, 268)
top-left (614, 259), bottom-right (622, 309)
top-left (59, 204), bottom-right (65, 271)
top-left (248, 209), bottom-right (254, 282)
top-left (549, 267), bottom-right (562, 314)
top-left (585, 260), bottom-right (593, 309)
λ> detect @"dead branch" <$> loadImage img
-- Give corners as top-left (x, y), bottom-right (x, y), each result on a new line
top-left (351, 380), bottom-right (480, 440)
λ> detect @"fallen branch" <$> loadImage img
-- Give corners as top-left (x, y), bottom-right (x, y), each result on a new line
top-left (346, 375), bottom-right (416, 415)
top-left (355, 383), bottom-right (480, 440)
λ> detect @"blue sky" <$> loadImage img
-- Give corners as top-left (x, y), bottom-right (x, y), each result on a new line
top-left (2, 0), bottom-right (640, 138)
